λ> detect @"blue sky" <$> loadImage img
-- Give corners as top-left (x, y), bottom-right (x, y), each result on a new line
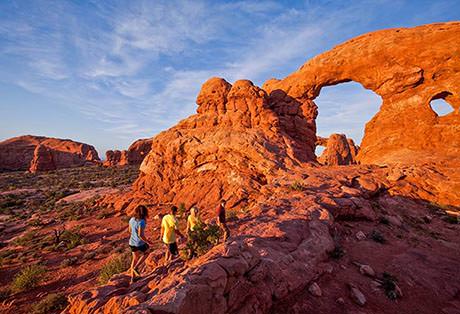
top-left (0, 0), bottom-right (459, 156)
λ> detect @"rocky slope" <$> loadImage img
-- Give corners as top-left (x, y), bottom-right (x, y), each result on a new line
top-left (104, 138), bottom-right (152, 167)
top-left (65, 22), bottom-right (460, 314)
top-left (0, 135), bottom-right (100, 173)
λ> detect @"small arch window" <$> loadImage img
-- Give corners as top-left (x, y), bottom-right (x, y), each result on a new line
top-left (430, 92), bottom-right (454, 117)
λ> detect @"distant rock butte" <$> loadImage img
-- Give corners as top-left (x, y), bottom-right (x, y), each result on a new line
top-left (316, 134), bottom-right (359, 165)
top-left (0, 135), bottom-right (100, 172)
top-left (104, 138), bottom-right (152, 167)
top-left (61, 22), bottom-right (460, 314)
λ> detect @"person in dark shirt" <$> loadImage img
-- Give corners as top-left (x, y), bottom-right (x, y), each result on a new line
top-left (216, 200), bottom-right (230, 242)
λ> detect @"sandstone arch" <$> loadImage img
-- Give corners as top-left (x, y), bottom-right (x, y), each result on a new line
top-left (264, 22), bottom-right (460, 164)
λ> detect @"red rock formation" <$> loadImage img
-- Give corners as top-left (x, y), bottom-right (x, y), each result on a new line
top-left (104, 138), bottom-right (152, 167)
top-left (104, 150), bottom-right (128, 167)
top-left (316, 133), bottom-right (359, 165)
top-left (66, 22), bottom-right (460, 314)
top-left (0, 135), bottom-right (100, 172)
top-left (264, 22), bottom-right (460, 165)
top-left (131, 78), bottom-right (312, 212)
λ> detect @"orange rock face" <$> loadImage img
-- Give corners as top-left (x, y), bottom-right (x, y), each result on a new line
top-left (127, 22), bottom-right (460, 213)
top-left (133, 78), bottom-right (312, 211)
top-left (316, 134), bottom-right (359, 165)
top-left (265, 22), bottom-right (460, 165)
top-left (0, 135), bottom-right (100, 172)
top-left (104, 138), bottom-right (152, 167)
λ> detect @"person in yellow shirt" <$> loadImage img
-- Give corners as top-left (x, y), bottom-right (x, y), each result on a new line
top-left (160, 205), bottom-right (184, 263)
top-left (186, 207), bottom-right (200, 235)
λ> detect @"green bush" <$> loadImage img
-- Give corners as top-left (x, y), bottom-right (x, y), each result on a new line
top-left (31, 293), bottom-right (68, 314)
top-left (226, 209), bottom-right (238, 221)
top-left (61, 229), bottom-right (86, 250)
top-left (371, 230), bottom-right (386, 244)
top-left (11, 264), bottom-right (47, 292)
top-left (443, 215), bottom-right (459, 224)
top-left (178, 203), bottom-right (187, 218)
top-left (381, 272), bottom-right (399, 300)
top-left (98, 253), bottom-right (130, 284)
top-left (14, 231), bottom-right (35, 246)
top-left (184, 222), bottom-right (221, 258)
top-left (328, 245), bottom-right (345, 259)
top-left (290, 181), bottom-right (305, 191)
top-left (61, 257), bottom-right (78, 267)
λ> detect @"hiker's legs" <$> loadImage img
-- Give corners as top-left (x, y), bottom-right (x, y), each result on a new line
top-left (218, 222), bottom-right (230, 242)
top-left (130, 251), bottom-right (140, 279)
top-left (223, 223), bottom-right (230, 241)
top-left (134, 251), bottom-right (148, 272)
top-left (164, 245), bottom-right (171, 264)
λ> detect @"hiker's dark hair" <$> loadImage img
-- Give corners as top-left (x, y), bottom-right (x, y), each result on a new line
top-left (134, 205), bottom-right (148, 220)
top-left (171, 205), bottom-right (178, 214)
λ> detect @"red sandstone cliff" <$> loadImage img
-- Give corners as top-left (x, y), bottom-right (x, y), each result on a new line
top-left (0, 135), bottom-right (100, 173)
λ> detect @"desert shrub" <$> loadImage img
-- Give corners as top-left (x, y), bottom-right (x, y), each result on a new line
top-left (371, 230), bottom-right (386, 244)
top-left (83, 251), bottom-right (97, 260)
top-left (290, 181), bottom-right (305, 191)
top-left (14, 231), bottom-right (35, 246)
top-left (31, 293), bottom-right (68, 314)
top-left (61, 230), bottom-right (86, 250)
top-left (184, 223), bottom-right (221, 258)
top-left (98, 253), bottom-right (130, 284)
top-left (97, 211), bottom-right (111, 219)
top-left (328, 245), bottom-right (345, 259)
top-left (61, 257), bottom-right (78, 267)
top-left (0, 288), bottom-right (10, 301)
top-left (178, 203), bottom-right (187, 218)
top-left (443, 215), bottom-right (459, 224)
top-left (28, 218), bottom-right (43, 227)
top-left (10, 264), bottom-right (47, 292)
top-left (226, 209), bottom-right (238, 221)
top-left (381, 272), bottom-right (399, 300)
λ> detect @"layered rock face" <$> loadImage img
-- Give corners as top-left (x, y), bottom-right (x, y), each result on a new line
top-left (133, 78), bottom-right (312, 210)
top-left (265, 22), bottom-right (460, 165)
top-left (104, 138), bottom-right (152, 167)
top-left (0, 135), bottom-right (100, 172)
top-left (316, 134), bottom-right (359, 165)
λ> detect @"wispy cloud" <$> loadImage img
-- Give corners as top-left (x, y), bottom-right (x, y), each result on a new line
top-left (0, 0), bottom-right (459, 154)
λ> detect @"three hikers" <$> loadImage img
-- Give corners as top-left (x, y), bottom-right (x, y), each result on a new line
top-left (128, 201), bottom-right (230, 282)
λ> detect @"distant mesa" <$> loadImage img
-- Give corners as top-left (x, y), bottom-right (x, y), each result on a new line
top-left (0, 135), bottom-right (100, 173)
top-left (103, 138), bottom-right (152, 167)
top-left (316, 134), bottom-right (359, 166)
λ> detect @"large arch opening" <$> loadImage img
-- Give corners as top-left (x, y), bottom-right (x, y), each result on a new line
top-left (313, 81), bottom-right (382, 160)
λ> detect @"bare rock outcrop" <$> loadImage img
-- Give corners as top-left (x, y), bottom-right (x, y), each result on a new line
top-left (104, 138), bottom-right (152, 167)
top-left (0, 135), bottom-right (100, 172)
top-left (316, 134), bottom-right (360, 165)
top-left (132, 78), bottom-right (312, 211)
